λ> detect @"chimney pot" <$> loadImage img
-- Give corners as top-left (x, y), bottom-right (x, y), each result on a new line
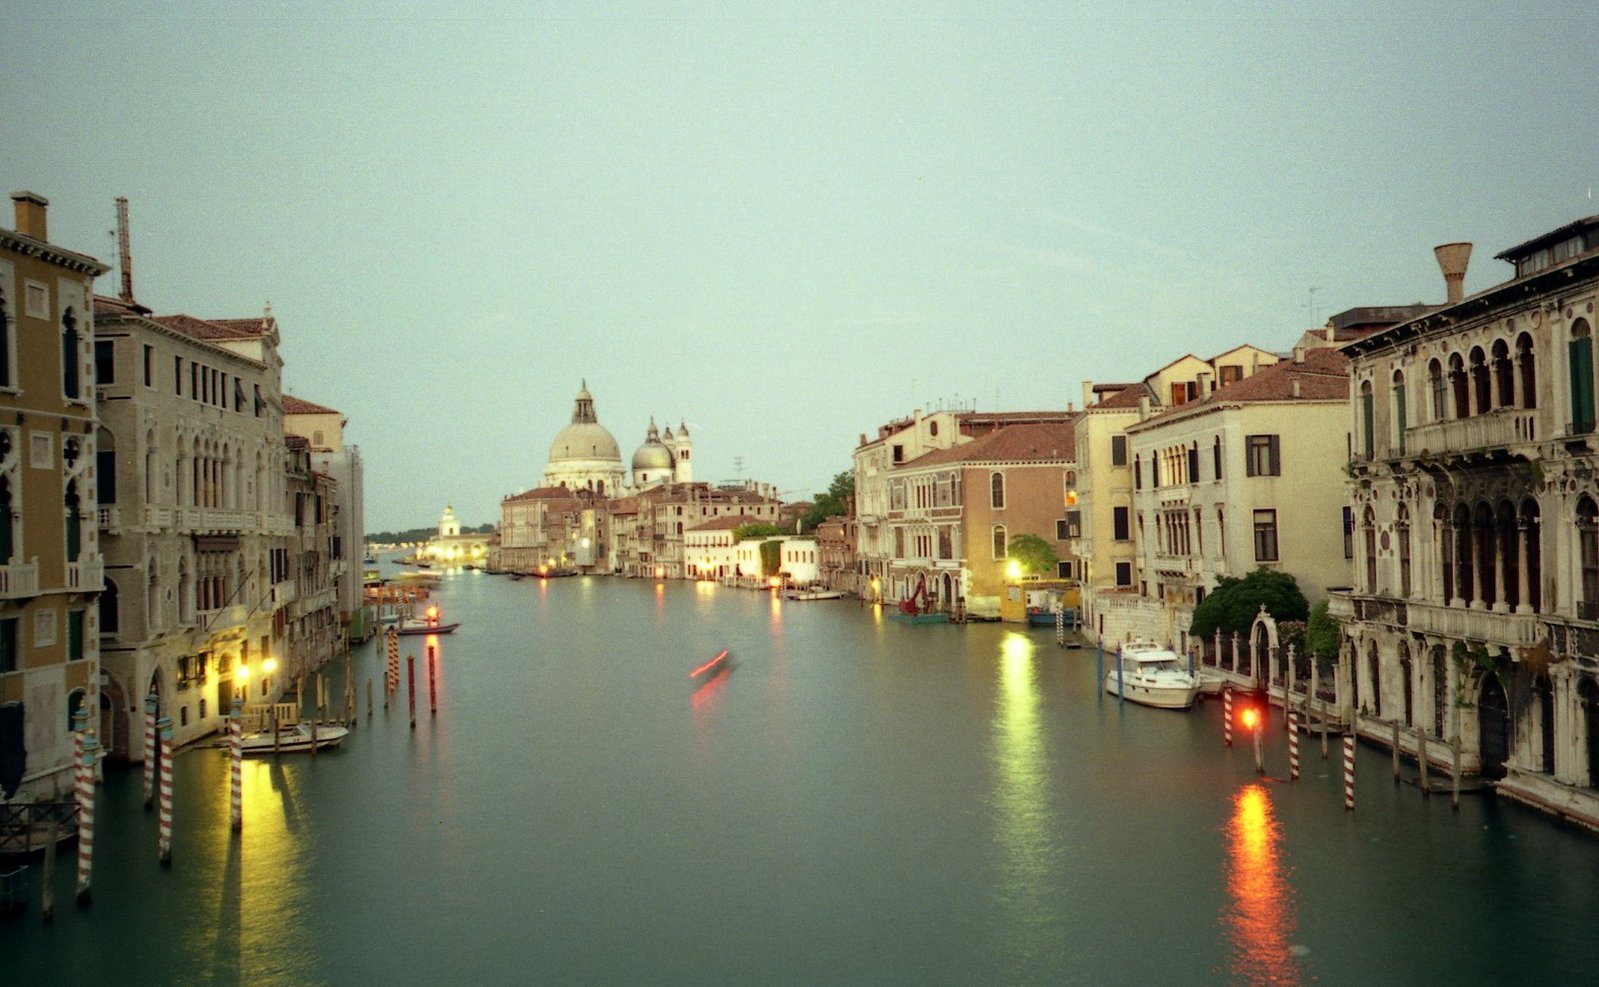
top-left (11, 191), bottom-right (48, 241)
top-left (1435, 242), bottom-right (1473, 305)
top-left (1291, 378), bottom-right (1302, 399)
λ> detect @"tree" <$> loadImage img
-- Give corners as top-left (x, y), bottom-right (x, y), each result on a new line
top-left (800, 471), bottom-right (855, 533)
top-left (1306, 599), bottom-right (1340, 659)
top-left (1188, 567), bottom-right (1309, 641)
top-left (1006, 533), bottom-right (1058, 577)
top-left (733, 522), bottom-right (783, 542)
top-left (759, 539), bottom-right (782, 577)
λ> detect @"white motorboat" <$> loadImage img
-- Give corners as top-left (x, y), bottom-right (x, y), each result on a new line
top-left (1104, 641), bottom-right (1200, 709)
top-left (784, 590), bottom-right (843, 601)
top-left (238, 721), bottom-right (349, 755)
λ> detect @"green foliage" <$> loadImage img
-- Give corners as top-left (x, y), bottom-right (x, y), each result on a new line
top-left (734, 522), bottom-right (784, 542)
top-left (1306, 600), bottom-right (1340, 658)
top-left (758, 539), bottom-right (782, 577)
top-left (800, 471), bottom-right (855, 533)
top-left (1187, 568), bottom-right (1309, 641)
top-left (1006, 533), bottom-right (1058, 576)
top-left (368, 522), bottom-right (496, 543)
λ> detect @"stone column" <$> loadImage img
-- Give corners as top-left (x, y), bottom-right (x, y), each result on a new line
top-left (1517, 518), bottom-right (1534, 614)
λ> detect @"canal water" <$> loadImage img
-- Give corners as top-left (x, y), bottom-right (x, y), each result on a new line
top-left (5, 571), bottom-right (1599, 984)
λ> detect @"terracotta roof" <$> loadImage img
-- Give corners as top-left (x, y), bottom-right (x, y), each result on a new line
top-left (283, 395), bottom-right (339, 415)
top-left (207, 316), bottom-right (277, 337)
top-left (152, 313), bottom-right (257, 341)
top-left (1092, 383), bottom-right (1147, 410)
top-left (1140, 347), bottom-right (1349, 425)
top-left (93, 294), bottom-right (152, 318)
top-left (285, 434), bottom-right (309, 450)
top-left (503, 485), bottom-right (584, 504)
top-left (908, 421), bottom-right (1076, 467)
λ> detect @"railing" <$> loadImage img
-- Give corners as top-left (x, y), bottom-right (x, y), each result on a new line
top-left (145, 506), bottom-right (173, 530)
top-left (0, 800), bottom-right (77, 857)
top-left (1407, 409), bottom-right (1538, 454)
top-left (66, 557), bottom-right (103, 592)
top-left (96, 505), bottom-right (121, 529)
top-left (0, 562), bottom-right (39, 599)
top-left (1150, 553), bottom-right (1197, 575)
top-left (1404, 598), bottom-right (1543, 647)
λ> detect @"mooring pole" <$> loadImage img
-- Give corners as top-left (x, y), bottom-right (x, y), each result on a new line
top-left (1289, 710), bottom-right (1300, 781)
top-left (143, 693), bottom-right (158, 810)
top-left (1418, 730), bottom-right (1431, 794)
top-left (157, 717), bottom-right (174, 866)
top-left (408, 654), bottom-right (417, 730)
top-left (1223, 688), bottom-right (1234, 748)
top-left (1392, 719), bottom-right (1402, 784)
top-left (427, 642), bottom-right (438, 717)
top-left (229, 695), bottom-right (243, 833)
top-left (75, 730), bottom-right (98, 905)
top-left (41, 817), bottom-right (59, 922)
top-left (1343, 733), bottom-right (1356, 811)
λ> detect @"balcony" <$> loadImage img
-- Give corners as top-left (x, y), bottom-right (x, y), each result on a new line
top-left (66, 557), bottom-right (103, 593)
top-left (1406, 409), bottom-right (1538, 458)
top-left (0, 561), bottom-right (39, 599)
top-left (96, 505), bottom-right (121, 530)
top-left (145, 506), bottom-right (173, 530)
top-left (199, 603), bottom-right (248, 633)
top-left (1404, 598), bottom-right (1543, 648)
top-left (1149, 554), bottom-right (1198, 576)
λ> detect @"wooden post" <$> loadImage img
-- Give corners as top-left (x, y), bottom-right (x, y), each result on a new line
top-left (1288, 710), bottom-right (1300, 781)
top-left (1392, 719), bottom-right (1402, 783)
top-left (1418, 729), bottom-right (1431, 794)
top-left (1452, 734), bottom-right (1462, 810)
top-left (41, 817), bottom-right (59, 922)
top-left (367, 677), bottom-right (374, 718)
top-left (76, 731), bottom-right (98, 904)
top-left (408, 654), bottom-right (417, 729)
top-left (1319, 695), bottom-right (1329, 760)
top-left (229, 695), bottom-right (243, 833)
top-left (272, 705), bottom-right (280, 755)
top-left (428, 643), bottom-right (437, 717)
top-left (157, 717), bottom-right (173, 866)
top-left (143, 693), bottom-right (157, 810)
top-left (1223, 688), bottom-right (1234, 748)
top-left (1343, 733), bottom-right (1356, 810)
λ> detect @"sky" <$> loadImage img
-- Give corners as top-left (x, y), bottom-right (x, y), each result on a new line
top-left (5, 2), bottom-right (1598, 531)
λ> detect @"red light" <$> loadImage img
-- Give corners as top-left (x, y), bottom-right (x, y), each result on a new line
top-left (689, 649), bottom-right (729, 680)
top-left (1240, 707), bottom-right (1259, 731)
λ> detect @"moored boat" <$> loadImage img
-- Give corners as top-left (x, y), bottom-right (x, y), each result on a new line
top-left (239, 721), bottom-right (349, 755)
top-left (785, 589), bottom-right (843, 601)
top-left (396, 616), bottom-right (459, 635)
top-left (1104, 641), bottom-right (1200, 709)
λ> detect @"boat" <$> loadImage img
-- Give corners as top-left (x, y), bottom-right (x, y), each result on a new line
top-left (785, 589), bottom-right (843, 601)
top-left (690, 649), bottom-right (731, 680)
top-left (1104, 641), bottom-right (1201, 709)
top-left (239, 721), bottom-right (349, 755)
top-left (362, 554), bottom-right (378, 564)
top-left (396, 616), bottom-right (459, 635)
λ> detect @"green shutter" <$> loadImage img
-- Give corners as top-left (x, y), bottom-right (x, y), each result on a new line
top-left (1571, 337), bottom-right (1595, 432)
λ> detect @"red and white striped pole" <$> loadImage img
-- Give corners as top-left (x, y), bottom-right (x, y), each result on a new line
top-left (143, 693), bottom-right (158, 810)
top-left (407, 654), bottom-right (417, 730)
top-left (72, 707), bottom-right (87, 787)
top-left (229, 695), bottom-right (244, 833)
top-left (1288, 710), bottom-right (1300, 781)
top-left (387, 627), bottom-right (399, 699)
top-left (1223, 687), bottom-right (1233, 748)
top-left (75, 730), bottom-right (98, 904)
top-left (1342, 733), bottom-right (1356, 811)
top-left (157, 716), bottom-right (174, 865)
top-left (427, 642), bottom-right (437, 717)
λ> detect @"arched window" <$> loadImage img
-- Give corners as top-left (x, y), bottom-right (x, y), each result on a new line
top-left (1524, 498), bottom-right (1543, 612)
top-left (61, 306), bottom-right (80, 400)
top-left (0, 287), bottom-right (9, 388)
top-left (64, 479), bottom-right (81, 564)
top-left (1360, 380), bottom-right (1375, 459)
top-left (1366, 642), bottom-right (1382, 718)
top-left (1133, 454), bottom-right (1142, 490)
top-left (1396, 504), bottom-right (1412, 598)
top-left (1469, 346), bottom-right (1490, 414)
top-left (1579, 496), bottom-right (1599, 616)
top-left (1428, 358), bottom-right (1447, 421)
top-left (100, 577), bottom-right (120, 634)
top-left (1362, 506), bottom-right (1377, 592)
top-left (1391, 371), bottom-right (1406, 455)
top-left (1398, 641), bottom-right (1414, 727)
top-left (1517, 332), bottom-right (1537, 410)
top-left (992, 524), bottom-right (1007, 560)
top-left (1492, 339), bottom-right (1513, 408)
top-left (1449, 352), bottom-right (1469, 419)
top-left (1570, 319), bottom-right (1594, 434)
top-left (990, 471), bottom-right (1005, 510)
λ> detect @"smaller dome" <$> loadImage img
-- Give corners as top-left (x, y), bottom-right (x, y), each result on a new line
top-left (632, 442), bottom-right (673, 471)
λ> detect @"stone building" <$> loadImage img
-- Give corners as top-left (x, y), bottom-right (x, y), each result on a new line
top-left (283, 394), bottom-right (362, 633)
top-left (0, 193), bottom-right (110, 799)
top-left (1334, 220), bottom-right (1599, 829)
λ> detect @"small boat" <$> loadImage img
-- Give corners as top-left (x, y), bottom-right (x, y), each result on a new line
top-left (363, 554), bottom-right (378, 564)
top-left (396, 616), bottom-right (459, 635)
top-left (1104, 641), bottom-right (1200, 709)
top-left (690, 648), bottom-right (731, 680)
top-left (239, 722), bottom-right (349, 755)
top-left (785, 589), bottom-right (843, 601)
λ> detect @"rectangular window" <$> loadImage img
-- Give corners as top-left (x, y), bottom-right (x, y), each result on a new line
top-left (67, 610), bottom-right (83, 661)
top-left (892, 444), bottom-right (904, 464)
top-left (1570, 335), bottom-right (1595, 434)
top-left (1111, 435), bottom-right (1128, 467)
top-left (1064, 510), bottom-right (1081, 539)
top-left (94, 339), bottom-right (114, 385)
top-left (1187, 445), bottom-right (1199, 483)
top-left (1245, 434), bottom-right (1281, 476)
top-left (1343, 506), bottom-right (1354, 560)
top-left (144, 344), bottom-right (154, 387)
top-left (0, 618), bottom-right (15, 672)
top-left (1056, 560), bottom-right (1074, 579)
top-left (1115, 561), bottom-right (1133, 587)
top-left (1213, 438), bottom-right (1223, 481)
top-left (191, 362), bottom-right (199, 401)
top-left (1112, 506), bottom-right (1130, 542)
top-left (175, 356), bottom-right (183, 395)
top-left (1220, 365), bottom-right (1243, 387)
top-left (1253, 509), bottom-right (1279, 562)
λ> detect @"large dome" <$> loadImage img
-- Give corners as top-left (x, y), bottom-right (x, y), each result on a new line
top-left (550, 421), bottom-right (621, 463)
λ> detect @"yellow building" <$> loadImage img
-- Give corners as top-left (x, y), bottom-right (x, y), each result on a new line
top-left (0, 192), bottom-right (110, 799)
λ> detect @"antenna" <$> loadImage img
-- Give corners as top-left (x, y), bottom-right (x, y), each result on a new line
top-left (1308, 286), bottom-right (1321, 327)
top-left (733, 455), bottom-right (744, 478)
top-left (115, 197), bottom-right (134, 302)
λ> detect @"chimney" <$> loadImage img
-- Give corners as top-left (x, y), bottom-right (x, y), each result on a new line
top-left (1293, 345), bottom-right (1306, 364)
top-left (1325, 322), bottom-right (1335, 342)
top-left (1291, 378), bottom-right (1302, 399)
top-left (1137, 394), bottom-right (1150, 421)
top-left (116, 196), bottom-right (135, 302)
top-left (1196, 371), bottom-right (1212, 395)
top-left (11, 191), bottom-right (48, 241)
top-left (1081, 380), bottom-right (1094, 408)
top-left (1435, 242), bottom-right (1472, 305)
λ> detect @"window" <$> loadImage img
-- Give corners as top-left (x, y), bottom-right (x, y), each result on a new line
top-left (1343, 506), bottom-right (1354, 560)
top-left (143, 344), bottom-right (153, 387)
top-left (61, 307), bottom-right (80, 400)
top-left (1359, 381), bottom-right (1374, 459)
top-left (0, 618), bottom-right (15, 673)
top-left (1245, 435), bottom-right (1280, 476)
top-left (94, 339), bottom-right (114, 385)
top-left (992, 524), bottom-right (1007, 559)
top-left (1056, 561), bottom-right (1074, 579)
top-left (0, 288), bottom-right (10, 388)
top-left (1517, 333), bottom-right (1537, 410)
top-left (67, 610), bottom-right (83, 661)
top-left (1219, 364), bottom-right (1243, 387)
top-left (1570, 320), bottom-right (1594, 434)
top-left (1212, 436), bottom-right (1222, 481)
top-left (1112, 506), bottom-right (1130, 542)
top-left (1111, 435), bottom-right (1127, 467)
top-left (990, 472), bottom-right (1005, 509)
top-left (1428, 359), bottom-right (1446, 421)
top-left (1253, 509), bottom-right (1279, 562)
top-left (1115, 561), bottom-right (1133, 587)
top-left (175, 356), bottom-right (183, 396)
top-left (1397, 505), bottom-right (1412, 599)
top-left (892, 444), bottom-right (904, 464)
top-left (1392, 371), bottom-right (1407, 455)
top-left (100, 579), bottom-right (119, 634)
top-left (1187, 444), bottom-right (1199, 483)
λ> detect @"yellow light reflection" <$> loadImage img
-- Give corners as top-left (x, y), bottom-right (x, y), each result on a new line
top-left (1222, 784), bottom-right (1303, 984)
top-left (993, 632), bottom-right (1058, 961)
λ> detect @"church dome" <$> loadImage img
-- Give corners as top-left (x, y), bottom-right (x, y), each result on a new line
top-left (631, 417), bottom-right (673, 471)
top-left (547, 381), bottom-right (621, 464)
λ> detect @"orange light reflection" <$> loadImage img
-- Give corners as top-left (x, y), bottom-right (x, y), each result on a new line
top-left (1222, 784), bottom-right (1303, 985)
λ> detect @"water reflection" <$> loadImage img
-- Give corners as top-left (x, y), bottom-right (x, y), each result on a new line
top-left (1222, 784), bottom-right (1302, 985)
top-left (992, 632), bottom-right (1059, 960)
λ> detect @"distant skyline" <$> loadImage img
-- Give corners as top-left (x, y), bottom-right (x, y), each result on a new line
top-left (6, 3), bottom-right (1598, 530)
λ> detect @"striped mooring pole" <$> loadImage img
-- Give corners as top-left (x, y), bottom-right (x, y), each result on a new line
top-left (1288, 710), bottom-right (1300, 781)
top-left (1342, 733), bottom-right (1357, 811)
top-left (1055, 607), bottom-right (1064, 646)
top-left (407, 654), bottom-right (417, 730)
top-left (157, 716), bottom-right (174, 865)
top-left (427, 642), bottom-right (438, 717)
top-left (229, 695), bottom-right (244, 833)
top-left (387, 627), bottom-right (400, 697)
top-left (72, 707), bottom-right (87, 779)
top-left (1223, 687), bottom-right (1233, 748)
top-left (143, 693), bottom-right (157, 809)
top-left (75, 729), bottom-right (98, 904)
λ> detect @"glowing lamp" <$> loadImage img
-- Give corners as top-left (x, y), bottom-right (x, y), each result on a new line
top-left (261, 657), bottom-right (278, 675)
top-left (236, 664), bottom-right (251, 683)
top-left (1006, 560), bottom-right (1022, 580)
top-left (1240, 707), bottom-right (1259, 731)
